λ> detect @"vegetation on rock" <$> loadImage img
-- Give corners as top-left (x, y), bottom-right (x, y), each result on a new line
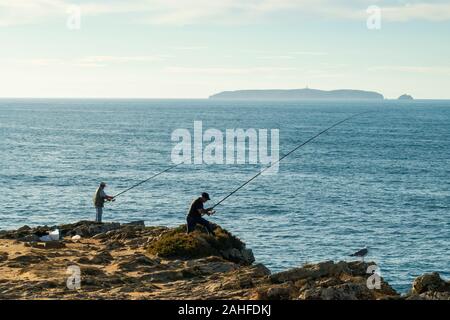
top-left (147, 224), bottom-right (246, 261)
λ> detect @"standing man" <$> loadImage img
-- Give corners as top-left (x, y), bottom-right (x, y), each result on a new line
top-left (93, 182), bottom-right (114, 223)
top-left (187, 192), bottom-right (215, 235)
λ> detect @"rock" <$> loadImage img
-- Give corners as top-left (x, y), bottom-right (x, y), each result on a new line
top-left (105, 240), bottom-right (125, 250)
top-left (262, 261), bottom-right (400, 300)
top-left (20, 234), bottom-right (40, 242)
top-left (248, 263), bottom-right (271, 277)
top-left (271, 260), bottom-right (370, 284)
top-left (77, 256), bottom-right (91, 264)
top-left (0, 252), bottom-right (8, 263)
top-left (92, 251), bottom-right (114, 264)
top-left (77, 251), bottom-right (115, 265)
top-left (300, 283), bottom-right (371, 300)
top-left (221, 248), bottom-right (255, 265)
top-left (0, 221), bottom-right (124, 241)
top-left (147, 224), bottom-right (252, 265)
top-left (7, 254), bottom-right (48, 267)
top-left (30, 241), bottom-right (66, 249)
top-left (81, 266), bottom-right (106, 277)
top-left (17, 226), bottom-right (31, 232)
top-left (406, 272), bottom-right (450, 299)
top-left (411, 272), bottom-right (447, 294)
top-left (267, 286), bottom-right (292, 300)
top-left (125, 221), bottom-right (145, 227)
top-left (185, 257), bottom-right (239, 275)
top-left (140, 270), bottom-right (186, 283)
top-left (118, 254), bottom-right (159, 271)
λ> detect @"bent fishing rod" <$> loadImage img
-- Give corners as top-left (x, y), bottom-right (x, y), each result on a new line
top-left (111, 162), bottom-right (184, 199)
top-left (210, 111), bottom-right (371, 210)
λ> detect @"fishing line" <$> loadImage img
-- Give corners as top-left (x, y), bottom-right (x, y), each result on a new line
top-left (112, 162), bottom-right (184, 199)
top-left (211, 111), bottom-right (371, 209)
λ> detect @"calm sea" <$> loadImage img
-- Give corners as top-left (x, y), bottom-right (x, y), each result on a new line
top-left (0, 99), bottom-right (449, 292)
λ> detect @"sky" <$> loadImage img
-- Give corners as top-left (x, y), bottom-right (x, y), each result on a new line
top-left (0, 0), bottom-right (449, 99)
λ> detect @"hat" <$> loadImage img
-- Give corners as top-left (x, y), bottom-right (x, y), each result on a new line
top-left (201, 192), bottom-right (210, 200)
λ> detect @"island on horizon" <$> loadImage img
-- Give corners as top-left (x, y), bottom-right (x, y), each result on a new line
top-left (398, 94), bottom-right (414, 100)
top-left (209, 87), bottom-right (384, 100)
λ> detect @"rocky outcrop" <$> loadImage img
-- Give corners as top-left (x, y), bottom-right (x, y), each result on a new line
top-left (405, 272), bottom-right (450, 300)
top-left (0, 221), bottom-right (123, 240)
top-left (146, 223), bottom-right (254, 265)
top-left (0, 221), bottom-right (447, 300)
top-left (254, 261), bottom-right (399, 300)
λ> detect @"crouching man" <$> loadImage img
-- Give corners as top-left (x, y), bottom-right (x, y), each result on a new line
top-left (186, 192), bottom-right (215, 235)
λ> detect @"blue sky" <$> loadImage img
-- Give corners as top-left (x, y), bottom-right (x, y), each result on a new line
top-left (0, 0), bottom-right (449, 98)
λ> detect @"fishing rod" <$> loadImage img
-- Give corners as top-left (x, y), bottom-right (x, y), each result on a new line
top-left (210, 111), bottom-right (371, 210)
top-left (112, 162), bottom-right (184, 199)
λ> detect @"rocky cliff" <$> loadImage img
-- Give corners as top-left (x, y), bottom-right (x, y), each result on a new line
top-left (0, 221), bottom-right (448, 300)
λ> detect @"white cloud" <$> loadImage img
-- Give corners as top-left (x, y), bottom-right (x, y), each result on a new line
top-left (6, 55), bottom-right (166, 67)
top-left (292, 51), bottom-right (328, 56)
top-left (79, 55), bottom-right (165, 63)
top-left (0, 0), bottom-right (64, 26)
top-left (172, 46), bottom-right (208, 51)
top-left (1, 0), bottom-right (450, 27)
top-left (256, 55), bottom-right (295, 60)
top-left (165, 66), bottom-right (299, 75)
top-left (381, 3), bottom-right (450, 22)
top-left (369, 65), bottom-right (450, 75)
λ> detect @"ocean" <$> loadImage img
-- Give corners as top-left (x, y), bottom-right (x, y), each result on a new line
top-left (0, 98), bottom-right (449, 293)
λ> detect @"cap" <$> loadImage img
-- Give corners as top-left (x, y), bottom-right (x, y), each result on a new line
top-left (201, 192), bottom-right (210, 200)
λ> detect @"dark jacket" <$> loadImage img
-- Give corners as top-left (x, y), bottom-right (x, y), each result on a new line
top-left (187, 197), bottom-right (204, 218)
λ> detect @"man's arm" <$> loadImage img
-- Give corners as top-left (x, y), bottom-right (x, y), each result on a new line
top-left (199, 208), bottom-right (215, 216)
top-left (101, 190), bottom-right (114, 201)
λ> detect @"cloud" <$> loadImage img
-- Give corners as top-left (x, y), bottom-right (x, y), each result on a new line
top-left (1, 0), bottom-right (450, 27)
top-left (292, 51), bottom-right (328, 56)
top-left (165, 66), bottom-right (299, 75)
top-left (256, 55), bottom-right (295, 60)
top-left (381, 3), bottom-right (450, 22)
top-left (79, 55), bottom-right (165, 63)
top-left (0, 0), bottom-right (64, 26)
top-left (6, 55), bottom-right (166, 67)
top-left (140, 0), bottom-right (450, 24)
top-left (172, 46), bottom-right (208, 51)
top-left (369, 65), bottom-right (450, 75)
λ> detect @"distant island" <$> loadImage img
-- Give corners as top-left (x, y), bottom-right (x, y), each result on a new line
top-left (209, 88), bottom-right (384, 100)
top-left (398, 94), bottom-right (414, 100)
